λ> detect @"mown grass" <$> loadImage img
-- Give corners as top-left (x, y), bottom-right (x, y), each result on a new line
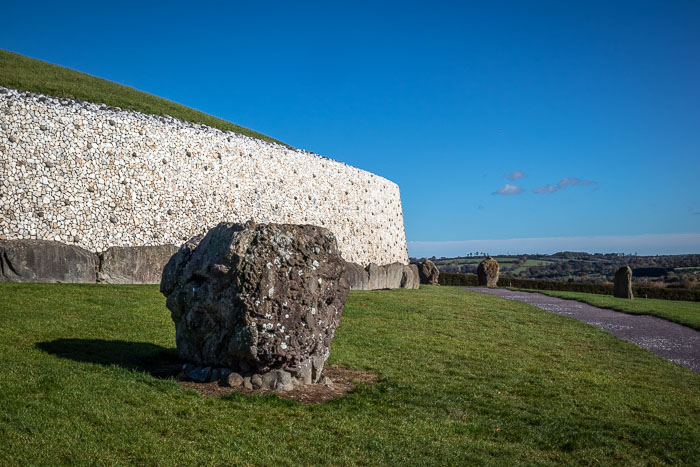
top-left (519, 289), bottom-right (700, 331)
top-left (0, 49), bottom-right (284, 145)
top-left (1, 283), bottom-right (698, 465)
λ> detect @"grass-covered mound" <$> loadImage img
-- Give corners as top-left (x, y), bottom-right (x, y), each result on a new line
top-left (1, 284), bottom-right (698, 464)
top-left (0, 49), bottom-right (283, 145)
top-left (518, 288), bottom-right (700, 331)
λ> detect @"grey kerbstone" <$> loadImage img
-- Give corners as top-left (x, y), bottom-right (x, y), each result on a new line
top-left (408, 264), bottom-right (420, 289)
top-left (343, 261), bottom-right (369, 290)
top-left (0, 239), bottom-right (97, 283)
top-left (366, 262), bottom-right (405, 289)
top-left (400, 264), bottom-right (419, 289)
top-left (97, 244), bottom-right (178, 284)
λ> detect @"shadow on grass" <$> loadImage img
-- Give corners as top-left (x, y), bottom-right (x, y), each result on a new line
top-left (36, 339), bottom-right (183, 378)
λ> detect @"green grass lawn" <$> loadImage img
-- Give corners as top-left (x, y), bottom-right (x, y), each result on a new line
top-left (519, 289), bottom-right (700, 331)
top-left (1, 284), bottom-right (698, 464)
top-left (0, 49), bottom-right (283, 145)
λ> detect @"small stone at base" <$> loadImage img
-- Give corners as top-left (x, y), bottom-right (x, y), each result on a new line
top-left (243, 376), bottom-right (253, 390)
top-left (225, 372), bottom-right (244, 387)
top-left (251, 374), bottom-right (263, 390)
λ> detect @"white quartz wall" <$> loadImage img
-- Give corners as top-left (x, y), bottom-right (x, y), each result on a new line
top-left (0, 88), bottom-right (409, 266)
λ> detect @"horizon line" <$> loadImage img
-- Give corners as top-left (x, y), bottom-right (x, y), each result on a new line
top-left (407, 232), bottom-right (700, 257)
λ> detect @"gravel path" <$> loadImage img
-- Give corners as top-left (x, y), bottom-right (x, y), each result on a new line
top-left (468, 288), bottom-right (700, 373)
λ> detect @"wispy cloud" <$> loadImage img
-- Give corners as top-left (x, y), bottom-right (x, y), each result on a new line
top-left (408, 233), bottom-right (700, 257)
top-left (505, 170), bottom-right (525, 180)
top-left (533, 177), bottom-right (598, 194)
top-left (533, 184), bottom-right (557, 194)
top-left (493, 184), bottom-right (524, 195)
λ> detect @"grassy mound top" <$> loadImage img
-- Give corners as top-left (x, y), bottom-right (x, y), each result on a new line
top-left (0, 49), bottom-right (284, 145)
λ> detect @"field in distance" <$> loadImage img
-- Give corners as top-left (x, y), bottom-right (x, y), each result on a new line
top-left (425, 252), bottom-right (700, 289)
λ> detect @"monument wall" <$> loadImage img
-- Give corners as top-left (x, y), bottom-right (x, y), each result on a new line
top-left (0, 87), bottom-right (409, 266)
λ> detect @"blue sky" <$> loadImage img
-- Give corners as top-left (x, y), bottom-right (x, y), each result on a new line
top-left (2, 1), bottom-right (699, 255)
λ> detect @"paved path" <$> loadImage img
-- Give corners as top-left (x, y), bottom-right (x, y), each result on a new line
top-left (468, 288), bottom-right (700, 373)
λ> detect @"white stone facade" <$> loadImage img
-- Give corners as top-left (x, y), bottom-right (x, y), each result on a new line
top-left (0, 88), bottom-right (409, 266)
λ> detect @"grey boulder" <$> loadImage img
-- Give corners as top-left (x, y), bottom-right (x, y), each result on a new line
top-left (160, 221), bottom-right (349, 385)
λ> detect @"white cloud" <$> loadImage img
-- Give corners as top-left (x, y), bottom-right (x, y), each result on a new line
top-left (533, 177), bottom-right (598, 194)
top-left (533, 184), bottom-right (557, 194)
top-left (493, 184), bottom-right (524, 195)
top-left (505, 170), bottom-right (525, 180)
top-left (408, 233), bottom-right (700, 257)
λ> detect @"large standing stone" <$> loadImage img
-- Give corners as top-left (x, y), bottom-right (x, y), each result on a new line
top-left (477, 257), bottom-right (499, 287)
top-left (614, 266), bottom-right (634, 299)
top-left (160, 221), bottom-right (349, 384)
top-left (0, 239), bottom-right (97, 283)
top-left (417, 259), bottom-right (439, 285)
top-left (98, 245), bottom-right (179, 284)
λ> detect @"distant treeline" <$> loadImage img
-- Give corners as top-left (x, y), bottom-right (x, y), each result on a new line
top-left (428, 253), bottom-right (700, 288)
top-left (438, 273), bottom-right (700, 301)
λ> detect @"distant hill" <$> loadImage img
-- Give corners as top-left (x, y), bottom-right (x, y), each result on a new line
top-left (418, 253), bottom-right (700, 288)
top-left (0, 49), bottom-right (284, 145)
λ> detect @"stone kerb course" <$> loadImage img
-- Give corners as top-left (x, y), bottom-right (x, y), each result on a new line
top-left (0, 87), bottom-right (409, 267)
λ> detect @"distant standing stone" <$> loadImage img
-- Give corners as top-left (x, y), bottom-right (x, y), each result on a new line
top-left (417, 259), bottom-right (439, 285)
top-left (614, 266), bottom-right (634, 299)
top-left (477, 257), bottom-right (499, 287)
